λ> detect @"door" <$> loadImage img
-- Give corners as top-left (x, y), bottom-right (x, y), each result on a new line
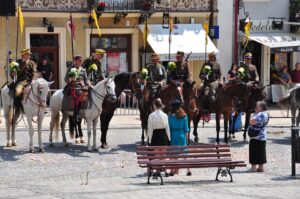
top-left (30, 34), bottom-right (59, 89)
top-left (90, 34), bottom-right (132, 77)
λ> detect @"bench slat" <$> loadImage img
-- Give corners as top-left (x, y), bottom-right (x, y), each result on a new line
top-left (138, 158), bottom-right (233, 165)
top-left (151, 163), bottom-right (247, 169)
top-left (137, 153), bottom-right (231, 160)
top-left (136, 144), bottom-right (230, 150)
top-left (137, 149), bottom-right (230, 155)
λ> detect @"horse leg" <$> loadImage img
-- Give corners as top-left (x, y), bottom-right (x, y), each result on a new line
top-left (86, 120), bottom-right (92, 152)
top-left (291, 106), bottom-right (296, 127)
top-left (60, 113), bottom-right (69, 147)
top-left (4, 107), bottom-right (13, 147)
top-left (216, 113), bottom-right (221, 144)
top-left (224, 112), bottom-right (230, 144)
top-left (26, 115), bottom-right (35, 153)
top-left (93, 118), bottom-right (98, 151)
top-left (100, 113), bottom-right (113, 149)
top-left (11, 110), bottom-right (21, 147)
top-left (243, 112), bottom-right (251, 141)
top-left (192, 113), bottom-right (200, 143)
top-left (78, 119), bottom-right (84, 143)
top-left (49, 110), bottom-right (58, 147)
top-left (231, 112), bottom-right (238, 138)
top-left (38, 115), bottom-right (44, 152)
top-left (296, 108), bottom-right (300, 127)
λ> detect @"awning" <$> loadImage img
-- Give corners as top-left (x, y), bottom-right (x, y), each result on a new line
top-left (249, 33), bottom-right (300, 50)
top-left (139, 24), bottom-right (219, 61)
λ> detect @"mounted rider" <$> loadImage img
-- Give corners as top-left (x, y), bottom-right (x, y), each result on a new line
top-left (199, 52), bottom-right (223, 108)
top-left (167, 51), bottom-right (193, 85)
top-left (144, 53), bottom-right (167, 99)
top-left (238, 52), bottom-right (259, 82)
top-left (7, 48), bottom-right (37, 112)
top-left (82, 49), bottom-right (106, 85)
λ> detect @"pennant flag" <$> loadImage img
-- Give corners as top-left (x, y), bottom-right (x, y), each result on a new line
top-left (169, 16), bottom-right (173, 43)
top-left (244, 19), bottom-right (251, 48)
top-left (91, 9), bottom-right (101, 38)
top-left (203, 15), bottom-right (209, 46)
top-left (143, 19), bottom-right (150, 50)
top-left (66, 17), bottom-right (76, 46)
top-left (17, 6), bottom-right (24, 34)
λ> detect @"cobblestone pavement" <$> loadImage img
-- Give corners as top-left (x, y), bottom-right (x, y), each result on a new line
top-left (0, 114), bottom-right (300, 198)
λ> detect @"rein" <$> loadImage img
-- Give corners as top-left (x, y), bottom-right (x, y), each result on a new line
top-left (90, 81), bottom-right (116, 111)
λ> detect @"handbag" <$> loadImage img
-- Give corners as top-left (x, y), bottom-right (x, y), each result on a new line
top-left (247, 113), bottom-right (269, 138)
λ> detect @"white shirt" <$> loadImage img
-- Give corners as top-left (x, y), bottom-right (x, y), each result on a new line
top-left (147, 109), bottom-right (170, 142)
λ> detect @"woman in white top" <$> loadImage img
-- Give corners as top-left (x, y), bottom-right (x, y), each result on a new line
top-left (147, 98), bottom-right (170, 146)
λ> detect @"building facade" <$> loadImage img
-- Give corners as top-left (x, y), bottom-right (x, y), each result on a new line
top-left (0, 0), bottom-right (219, 89)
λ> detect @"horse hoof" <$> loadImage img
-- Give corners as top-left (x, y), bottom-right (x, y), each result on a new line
top-left (12, 142), bottom-right (17, 147)
top-left (29, 149), bottom-right (35, 153)
top-left (80, 139), bottom-right (85, 144)
top-left (49, 143), bottom-right (54, 147)
top-left (140, 141), bottom-right (146, 145)
top-left (39, 148), bottom-right (45, 153)
top-left (233, 135), bottom-right (236, 138)
top-left (75, 139), bottom-right (80, 144)
top-left (101, 143), bottom-right (109, 149)
top-left (194, 137), bottom-right (199, 143)
top-left (6, 143), bottom-right (12, 147)
top-left (93, 148), bottom-right (99, 152)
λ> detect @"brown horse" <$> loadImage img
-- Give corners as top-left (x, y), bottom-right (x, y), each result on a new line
top-left (99, 72), bottom-right (140, 149)
top-left (193, 81), bottom-right (251, 143)
top-left (136, 80), bottom-right (184, 144)
top-left (229, 81), bottom-right (266, 140)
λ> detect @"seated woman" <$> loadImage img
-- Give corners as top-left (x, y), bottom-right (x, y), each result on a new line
top-left (272, 65), bottom-right (292, 102)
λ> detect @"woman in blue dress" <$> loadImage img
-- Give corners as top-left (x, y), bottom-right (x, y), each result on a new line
top-left (248, 101), bottom-right (269, 172)
top-left (168, 100), bottom-right (191, 176)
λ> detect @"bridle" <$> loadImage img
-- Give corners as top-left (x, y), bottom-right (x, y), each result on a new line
top-left (91, 80), bottom-right (116, 110)
top-left (25, 80), bottom-right (48, 116)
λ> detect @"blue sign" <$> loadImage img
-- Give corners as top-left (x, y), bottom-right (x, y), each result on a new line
top-left (210, 26), bottom-right (219, 39)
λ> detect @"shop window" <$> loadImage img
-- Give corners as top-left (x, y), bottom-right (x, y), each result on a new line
top-left (90, 35), bottom-right (131, 76)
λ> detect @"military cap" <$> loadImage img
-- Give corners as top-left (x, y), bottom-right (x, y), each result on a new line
top-left (176, 51), bottom-right (184, 56)
top-left (95, 49), bottom-right (106, 55)
top-left (151, 53), bottom-right (160, 60)
top-left (73, 55), bottom-right (83, 60)
top-left (245, 52), bottom-right (252, 59)
top-left (20, 48), bottom-right (32, 56)
top-left (208, 52), bottom-right (216, 57)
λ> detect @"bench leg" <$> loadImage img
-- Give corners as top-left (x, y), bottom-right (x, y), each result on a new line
top-left (215, 167), bottom-right (233, 182)
top-left (147, 169), bottom-right (164, 185)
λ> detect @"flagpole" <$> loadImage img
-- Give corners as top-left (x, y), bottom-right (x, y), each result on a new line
top-left (144, 18), bottom-right (148, 67)
top-left (15, 5), bottom-right (20, 60)
top-left (168, 10), bottom-right (171, 62)
top-left (70, 12), bottom-right (74, 65)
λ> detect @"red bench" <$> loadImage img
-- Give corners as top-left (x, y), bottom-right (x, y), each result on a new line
top-left (136, 144), bottom-right (246, 185)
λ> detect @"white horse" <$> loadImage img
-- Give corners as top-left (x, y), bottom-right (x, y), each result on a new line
top-left (49, 78), bottom-right (117, 151)
top-left (1, 78), bottom-right (53, 152)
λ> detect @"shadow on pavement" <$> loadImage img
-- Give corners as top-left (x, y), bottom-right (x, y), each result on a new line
top-left (0, 146), bottom-right (27, 161)
top-left (271, 175), bottom-right (300, 181)
top-left (43, 143), bottom-right (92, 158)
top-left (268, 137), bottom-right (291, 145)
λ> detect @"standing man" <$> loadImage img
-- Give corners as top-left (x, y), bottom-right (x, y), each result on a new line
top-left (239, 52), bottom-right (259, 82)
top-left (37, 57), bottom-right (52, 82)
top-left (168, 51), bottom-right (192, 84)
top-left (82, 49), bottom-right (106, 85)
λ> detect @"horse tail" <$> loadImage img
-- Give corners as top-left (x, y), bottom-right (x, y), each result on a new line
top-left (53, 111), bottom-right (60, 142)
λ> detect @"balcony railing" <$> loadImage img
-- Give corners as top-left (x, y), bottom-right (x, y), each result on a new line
top-left (18, 0), bottom-right (217, 13)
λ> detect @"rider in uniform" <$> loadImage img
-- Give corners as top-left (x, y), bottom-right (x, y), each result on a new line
top-left (8, 48), bottom-right (36, 112)
top-left (238, 52), bottom-right (259, 82)
top-left (82, 49), bottom-right (106, 85)
top-left (199, 52), bottom-right (223, 111)
top-left (145, 53), bottom-right (167, 99)
top-left (168, 51), bottom-right (192, 84)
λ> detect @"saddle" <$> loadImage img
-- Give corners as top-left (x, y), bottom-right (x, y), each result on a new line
top-left (62, 87), bottom-right (89, 111)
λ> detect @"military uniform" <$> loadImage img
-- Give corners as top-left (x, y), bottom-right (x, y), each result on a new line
top-left (15, 59), bottom-right (36, 96)
top-left (239, 63), bottom-right (259, 82)
top-left (168, 61), bottom-right (191, 83)
top-left (146, 63), bottom-right (167, 86)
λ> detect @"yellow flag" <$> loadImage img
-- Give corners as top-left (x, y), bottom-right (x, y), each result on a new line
top-left (169, 16), bottom-right (173, 44)
top-left (91, 9), bottom-right (101, 38)
top-left (203, 16), bottom-right (209, 45)
top-left (244, 20), bottom-right (251, 48)
top-left (143, 19), bottom-right (149, 49)
top-left (18, 6), bottom-right (24, 34)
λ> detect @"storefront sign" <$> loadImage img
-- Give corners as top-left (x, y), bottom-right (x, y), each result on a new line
top-left (278, 46), bottom-right (300, 52)
top-left (250, 20), bottom-right (286, 32)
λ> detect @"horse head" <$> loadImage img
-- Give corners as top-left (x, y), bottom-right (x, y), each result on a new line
top-left (104, 78), bottom-right (117, 103)
top-left (128, 72), bottom-right (142, 94)
top-left (223, 81), bottom-right (251, 110)
top-left (31, 78), bottom-right (53, 108)
top-left (167, 81), bottom-right (185, 104)
top-left (183, 81), bottom-right (198, 112)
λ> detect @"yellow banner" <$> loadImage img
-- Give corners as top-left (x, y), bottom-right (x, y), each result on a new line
top-left (143, 20), bottom-right (149, 49)
top-left (91, 9), bottom-right (101, 38)
top-left (18, 6), bottom-right (24, 34)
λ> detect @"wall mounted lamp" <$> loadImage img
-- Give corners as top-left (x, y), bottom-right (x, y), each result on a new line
top-left (43, 17), bottom-right (54, 32)
top-left (114, 12), bottom-right (128, 24)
